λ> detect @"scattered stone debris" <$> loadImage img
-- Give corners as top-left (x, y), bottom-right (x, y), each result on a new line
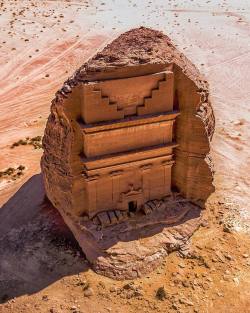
top-left (83, 287), bottom-right (94, 297)
top-left (92, 209), bottom-right (128, 227)
top-left (179, 297), bottom-right (194, 306)
top-left (184, 249), bottom-right (210, 268)
top-left (113, 282), bottom-right (143, 299)
top-left (42, 295), bottom-right (49, 301)
top-left (155, 286), bottom-right (167, 300)
top-left (221, 204), bottom-right (249, 233)
top-left (10, 136), bottom-right (42, 149)
top-left (70, 305), bottom-right (81, 313)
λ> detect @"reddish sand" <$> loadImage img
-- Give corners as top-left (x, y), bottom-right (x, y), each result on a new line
top-left (0, 1), bottom-right (249, 312)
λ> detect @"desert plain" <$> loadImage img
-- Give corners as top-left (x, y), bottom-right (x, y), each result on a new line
top-left (0, 0), bottom-right (250, 313)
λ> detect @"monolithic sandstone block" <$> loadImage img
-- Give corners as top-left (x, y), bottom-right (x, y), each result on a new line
top-left (41, 27), bottom-right (215, 279)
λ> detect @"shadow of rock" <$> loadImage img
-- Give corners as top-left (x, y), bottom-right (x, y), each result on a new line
top-left (0, 174), bottom-right (88, 303)
top-left (0, 173), bottom-right (203, 293)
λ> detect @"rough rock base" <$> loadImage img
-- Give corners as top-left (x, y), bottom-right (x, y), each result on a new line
top-left (58, 197), bottom-right (202, 280)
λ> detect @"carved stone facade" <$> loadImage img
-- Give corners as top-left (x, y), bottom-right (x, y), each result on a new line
top-left (41, 27), bottom-right (215, 277)
top-left (80, 71), bottom-right (177, 218)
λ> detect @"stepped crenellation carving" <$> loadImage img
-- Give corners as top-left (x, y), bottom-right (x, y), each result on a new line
top-left (81, 71), bottom-right (174, 124)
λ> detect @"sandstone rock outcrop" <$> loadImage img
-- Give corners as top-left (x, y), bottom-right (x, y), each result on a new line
top-left (41, 27), bottom-right (215, 278)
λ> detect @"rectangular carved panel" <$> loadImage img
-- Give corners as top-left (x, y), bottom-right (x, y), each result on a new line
top-left (83, 121), bottom-right (174, 158)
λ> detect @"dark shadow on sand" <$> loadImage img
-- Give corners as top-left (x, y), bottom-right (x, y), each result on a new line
top-left (0, 174), bottom-right (88, 303)
top-left (0, 173), bottom-right (202, 301)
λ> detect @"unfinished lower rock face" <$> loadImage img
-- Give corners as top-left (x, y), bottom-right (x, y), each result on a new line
top-left (60, 194), bottom-right (202, 280)
top-left (41, 27), bottom-right (215, 279)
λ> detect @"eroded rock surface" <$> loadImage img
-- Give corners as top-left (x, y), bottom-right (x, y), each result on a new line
top-left (41, 27), bottom-right (215, 279)
top-left (67, 193), bottom-right (202, 280)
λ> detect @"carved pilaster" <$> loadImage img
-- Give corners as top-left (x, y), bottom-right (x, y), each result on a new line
top-left (86, 175), bottom-right (99, 216)
top-left (162, 160), bottom-right (174, 195)
top-left (140, 164), bottom-right (153, 202)
top-left (110, 170), bottom-right (123, 208)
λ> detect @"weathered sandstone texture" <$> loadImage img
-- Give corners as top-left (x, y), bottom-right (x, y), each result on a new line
top-left (41, 27), bottom-right (215, 279)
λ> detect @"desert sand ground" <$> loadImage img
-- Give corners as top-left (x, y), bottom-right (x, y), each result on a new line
top-left (0, 0), bottom-right (249, 312)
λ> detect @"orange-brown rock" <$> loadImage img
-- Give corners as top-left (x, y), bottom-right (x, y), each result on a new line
top-left (41, 27), bottom-right (215, 278)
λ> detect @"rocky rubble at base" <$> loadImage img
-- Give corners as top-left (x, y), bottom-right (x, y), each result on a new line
top-left (91, 193), bottom-right (192, 229)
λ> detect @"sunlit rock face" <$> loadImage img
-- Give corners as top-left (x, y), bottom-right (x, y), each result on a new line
top-left (41, 27), bottom-right (215, 279)
top-left (41, 27), bottom-right (214, 218)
